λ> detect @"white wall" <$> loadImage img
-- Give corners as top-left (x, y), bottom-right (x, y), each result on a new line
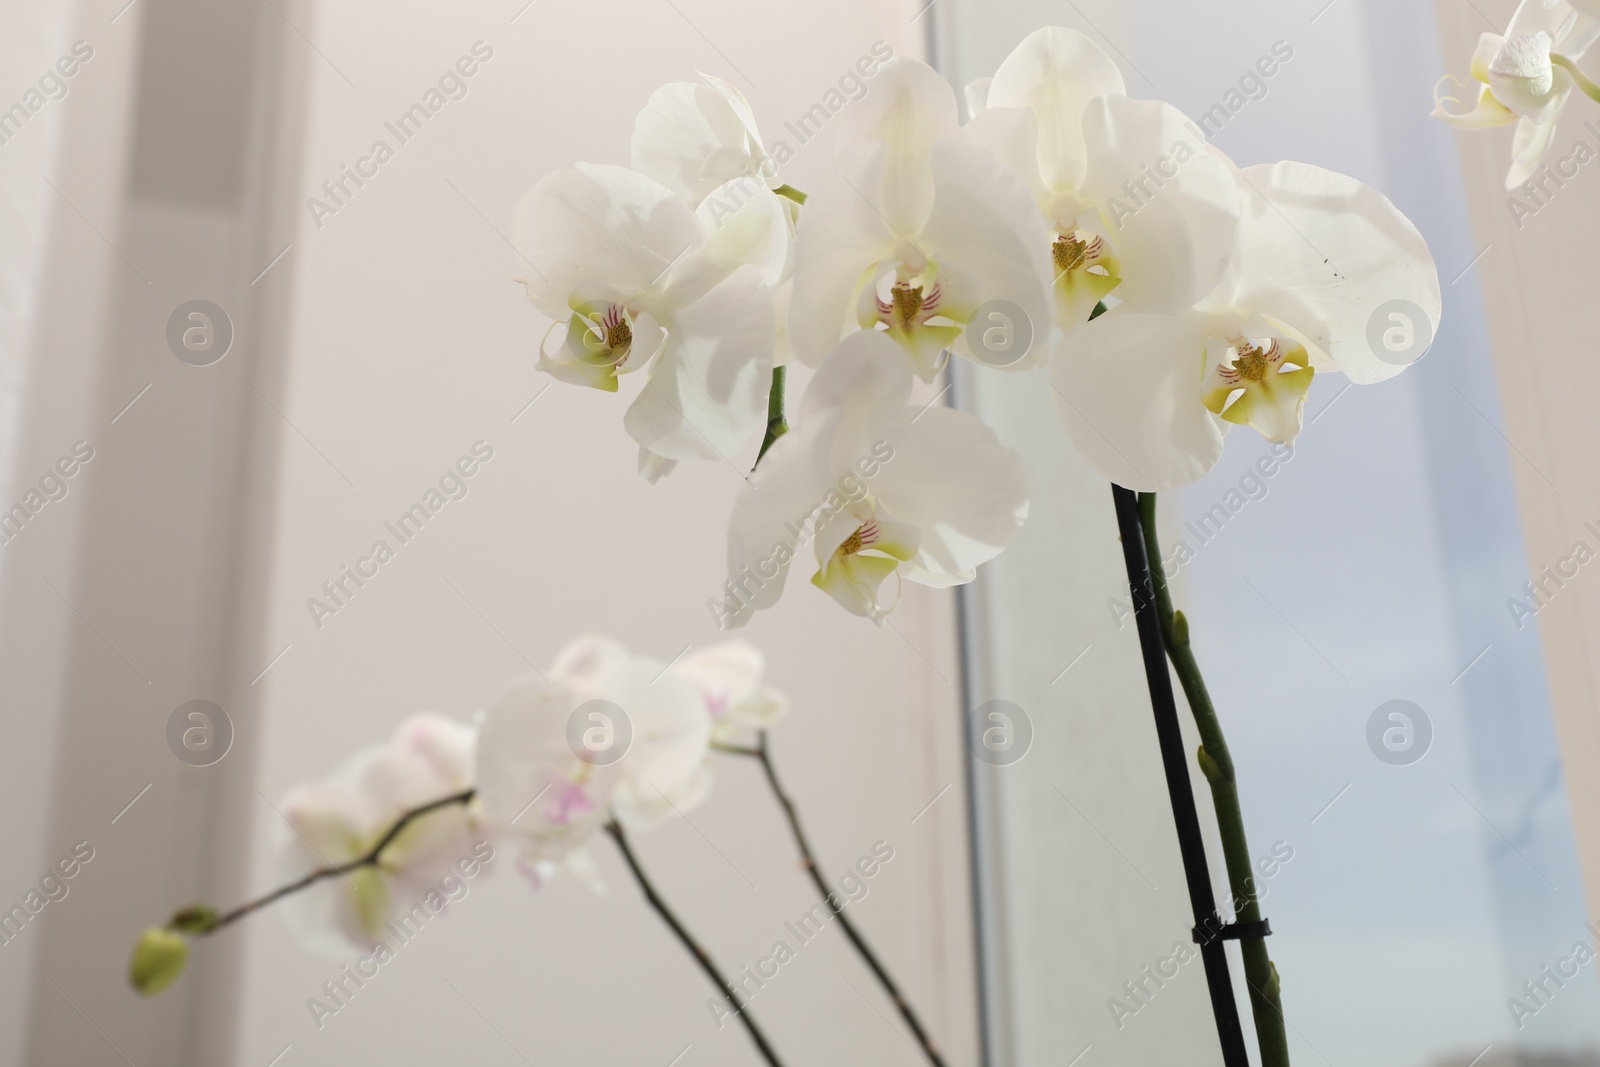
top-left (230, 2), bottom-right (979, 1066)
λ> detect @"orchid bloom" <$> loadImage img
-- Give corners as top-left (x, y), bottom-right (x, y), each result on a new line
top-left (788, 57), bottom-right (1053, 380)
top-left (511, 163), bottom-right (786, 480)
top-left (548, 636), bottom-right (715, 823)
top-left (671, 640), bottom-right (790, 744)
top-left (632, 73), bottom-right (780, 208)
top-left (966, 27), bottom-right (1241, 328)
top-left (1052, 161), bottom-right (1440, 491)
top-left (1433, 0), bottom-right (1600, 187)
top-left (632, 74), bottom-right (802, 368)
top-left (476, 637), bottom-right (713, 869)
top-left (716, 330), bottom-right (1029, 626)
top-left (276, 714), bottom-right (480, 956)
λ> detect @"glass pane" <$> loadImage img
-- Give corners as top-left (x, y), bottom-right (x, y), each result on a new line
top-left (946, 1), bottom-right (1600, 1064)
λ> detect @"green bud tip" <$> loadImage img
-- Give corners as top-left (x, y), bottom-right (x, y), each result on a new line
top-left (1196, 744), bottom-right (1222, 783)
top-left (169, 905), bottom-right (219, 935)
top-left (1171, 610), bottom-right (1189, 646)
top-left (130, 927), bottom-right (187, 996)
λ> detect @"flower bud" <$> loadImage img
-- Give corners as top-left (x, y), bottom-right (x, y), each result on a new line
top-left (1487, 32), bottom-right (1558, 119)
top-left (129, 928), bottom-right (188, 996)
top-left (1171, 609), bottom-right (1190, 647)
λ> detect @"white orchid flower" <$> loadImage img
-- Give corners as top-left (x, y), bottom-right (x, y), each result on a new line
top-left (1433, 0), bottom-right (1600, 187)
top-left (547, 635), bottom-right (715, 823)
top-left (1052, 161), bottom-right (1440, 491)
top-left (476, 674), bottom-right (622, 863)
top-left (788, 57), bottom-right (1053, 380)
top-left (966, 27), bottom-right (1240, 329)
top-left (276, 714), bottom-right (480, 956)
top-left (671, 640), bottom-right (789, 743)
top-left (632, 73), bottom-right (781, 208)
top-left (716, 330), bottom-right (1029, 626)
top-left (511, 163), bottom-right (787, 478)
top-left (632, 74), bottom-right (805, 374)
top-left (476, 637), bottom-right (713, 863)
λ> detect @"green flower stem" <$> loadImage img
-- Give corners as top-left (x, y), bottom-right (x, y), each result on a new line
top-left (606, 820), bottom-right (786, 1067)
top-left (1552, 54), bottom-right (1600, 105)
top-left (754, 365), bottom-right (788, 468)
top-left (773, 184), bottom-right (808, 205)
top-left (1136, 492), bottom-right (1291, 1067)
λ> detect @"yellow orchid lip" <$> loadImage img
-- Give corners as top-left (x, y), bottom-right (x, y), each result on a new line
top-left (1051, 227), bottom-right (1120, 326)
top-left (809, 503), bottom-right (921, 624)
top-left (1202, 337), bottom-right (1315, 446)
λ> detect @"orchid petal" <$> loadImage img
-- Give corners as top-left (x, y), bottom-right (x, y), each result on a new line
top-left (1431, 77), bottom-right (1518, 129)
top-left (921, 142), bottom-right (1055, 368)
top-left (964, 76), bottom-right (992, 119)
top-left (1077, 95), bottom-right (1240, 314)
top-left (1508, 105), bottom-right (1567, 186)
top-left (510, 164), bottom-right (703, 317)
top-left (836, 56), bottom-right (960, 231)
top-left (1051, 308), bottom-right (1225, 492)
top-left (984, 27), bottom-right (1126, 193)
top-left (631, 76), bottom-right (770, 207)
top-left (624, 265), bottom-right (773, 462)
top-left (787, 145), bottom-right (900, 366)
top-left (1228, 162), bottom-right (1441, 384)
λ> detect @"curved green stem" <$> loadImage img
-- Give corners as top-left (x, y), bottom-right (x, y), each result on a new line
top-left (754, 365), bottom-right (788, 468)
top-left (1137, 492), bottom-right (1291, 1067)
top-left (1553, 53), bottom-right (1600, 105)
top-left (773, 184), bottom-right (808, 205)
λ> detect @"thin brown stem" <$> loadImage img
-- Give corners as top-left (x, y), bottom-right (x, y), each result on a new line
top-left (719, 733), bottom-right (947, 1066)
top-left (206, 788), bottom-right (477, 934)
top-left (605, 821), bottom-right (786, 1067)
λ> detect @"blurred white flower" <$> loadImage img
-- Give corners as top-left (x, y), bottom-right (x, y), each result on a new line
top-left (276, 714), bottom-right (479, 956)
top-left (671, 640), bottom-right (789, 743)
top-left (719, 330), bottom-right (1029, 626)
top-left (476, 674), bottom-right (621, 864)
top-left (549, 636), bottom-right (715, 824)
top-left (966, 27), bottom-right (1240, 329)
top-left (1052, 161), bottom-right (1440, 491)
top-left (1433, 0), bottom-right (1600, 187)
top-left (511, 163), bottom-right (787, 476)
top-left (788, 57), bottom-right (1053, 379)
top-left (476, 637), bottom-right (713, 870)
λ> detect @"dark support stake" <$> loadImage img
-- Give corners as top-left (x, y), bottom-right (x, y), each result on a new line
top-left (1110, 484), bottom-right (1251, 1067)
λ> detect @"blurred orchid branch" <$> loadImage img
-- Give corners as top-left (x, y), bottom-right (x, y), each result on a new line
top-left (714, 731), bottom-right (947, 1067)
top-left (605, 819), bottom-right (787, 1067)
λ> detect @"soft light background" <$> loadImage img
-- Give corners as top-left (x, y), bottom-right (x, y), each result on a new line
top-left (1, 0), bottom-right (1598, 1065)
